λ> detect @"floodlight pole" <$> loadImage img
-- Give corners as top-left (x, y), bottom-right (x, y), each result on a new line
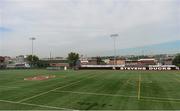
top-left (110, 34), bottom-right (119, 67)
top-left (50, 51), bottom-right (52, 60)
top-left (29, 37), bottom-right (36, 63)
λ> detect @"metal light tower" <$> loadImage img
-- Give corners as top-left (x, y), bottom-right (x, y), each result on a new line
top-left (29, 37), bottom-right (36, 62)
top-left (50, 51), bottom-right (52, 60)
top-left (110, 34), bottom-right (119, 66)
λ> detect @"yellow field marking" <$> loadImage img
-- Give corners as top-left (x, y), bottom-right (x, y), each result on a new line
top-left (18, 74), bottom-right (99, 103)
top-left (0, 99), bottom-right (69, 110)
top-left (53, 90), bottom-right (137, 98)
top-left (137, 74), bottom-right (141, 100)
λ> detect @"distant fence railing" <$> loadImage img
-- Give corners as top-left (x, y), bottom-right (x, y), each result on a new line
top-left (80, 65), bottom-right (179, 70)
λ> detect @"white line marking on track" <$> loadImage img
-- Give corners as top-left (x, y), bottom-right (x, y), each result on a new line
top-left (53, 90), bottom-right (137, 98)
top-left (0, 99), bottom-right (70, 110)
top-left (18, 74), bottom-right (99, 103)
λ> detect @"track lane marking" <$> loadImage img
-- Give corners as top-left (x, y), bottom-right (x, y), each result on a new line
top-left (18, 74), bottom-right (99, 103)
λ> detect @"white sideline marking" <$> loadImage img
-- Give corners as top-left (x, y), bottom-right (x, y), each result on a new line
top-left (0, 86), bottom-right (20, 89)
top-left (53, 90), bottom-right (137, 98)
top-left (18, 74), bottom-right (98, 103)
top-left (53, 90), bottom-right (180, 103)
top-left (137, 74), bottom-right (141, 100)
top-left (53, 90), bottom-right (180, 104)
top-left (141, 96), bottom-right (180, 101)
top-left (0, 99), bottom-right (69, 110)
top-left (140, 98), bottom-right (180, 104)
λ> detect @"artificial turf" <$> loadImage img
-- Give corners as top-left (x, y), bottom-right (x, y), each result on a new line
top-left (0, 69), bottom-right (180, 110)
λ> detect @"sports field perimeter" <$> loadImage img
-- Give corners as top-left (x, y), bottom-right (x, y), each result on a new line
top-left (0, 69), bottom-right (180, 110)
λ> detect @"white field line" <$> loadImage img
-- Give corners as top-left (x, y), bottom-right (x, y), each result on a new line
top-left (125, 79), bottom-right (131, 84)
top-left (53, 90), bottom-right (180, 103)
top-left (174, 73), bottom-right (180, 78)
top-left (46, 73), bottom-right (92, 87)
top-left (53, 90), bottom-right (137, 98)
top-left (126, 78), bottom-right (137, 86)
top-left (174, 78), bottom-right (180, 82)
top-left (52, 90), bottom-right (180, 104)
top-left (140, 98), bottom-right (180, 104)
top-left (18, 74), bottom-right (98, 103)
top-left (137, 74), bottom-right (141, 100)
top-left (141, 96), bottom-right (180, 101)
top-left (173, 74), bottom-right (180, 82)
top-left (122, 78), bottom-right (132, 86)
top-left (0, 86), bottom-right (20, 89)
top-left (0, 99), bottom-right (69, 110)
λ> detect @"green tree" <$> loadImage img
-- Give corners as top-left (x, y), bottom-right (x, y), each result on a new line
top-left (173, 54), bottom-right (180, 67)
top-left (26, 55), bottom-right (39, 67)
top-left (67, 52), bottom-right (79, 68)
top-left (96, 56), bottom-right (106, 65)
top-left (37, 60), bottom-right (50, 68)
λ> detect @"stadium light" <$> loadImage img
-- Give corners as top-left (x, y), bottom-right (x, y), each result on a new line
top-left (110, 34), bottom-right (119, 67)
top-left (50, 51), bottom-right (52, 60)
top-left (29, 37), bottom-right (36, 62)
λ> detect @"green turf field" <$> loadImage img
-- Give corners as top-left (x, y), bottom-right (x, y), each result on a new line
top-left (0, 69), bottom-right (180, 110)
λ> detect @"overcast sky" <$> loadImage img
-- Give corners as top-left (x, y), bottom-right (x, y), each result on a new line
top-left (0, 0), bottom-right (180, 57)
